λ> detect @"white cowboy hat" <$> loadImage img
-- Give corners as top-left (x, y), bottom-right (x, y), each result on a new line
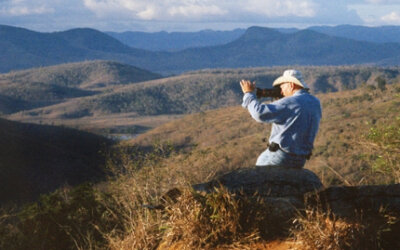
top-left (272, 69), bottom-right (309, 89)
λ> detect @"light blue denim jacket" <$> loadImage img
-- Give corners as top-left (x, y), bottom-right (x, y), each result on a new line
top-left (242, 89), bottom-right (322, 157)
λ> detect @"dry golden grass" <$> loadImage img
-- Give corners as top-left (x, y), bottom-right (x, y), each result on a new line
top-left (5, 75), bottom-right (393, 249)
top-left (96, 82), bottom-right (400, 249)
top-left (291, 205), bottom-right (400, 250)
top-left (159, 188), bottom-right (262, 249)
top-left (97, 87), bottom-right (399, 249)
top-left (2, 67), bottom-right (400, 249)
top-left (104, 172), bottom-right (165, 249)
top-left (103, 142), bottom-right (293, 249)
top-left (107, 185), bottom-right (290, 250)
top-left (103, 148), bottom-right (399, 250)
top-left (130, 83), bottom-right (400, 186)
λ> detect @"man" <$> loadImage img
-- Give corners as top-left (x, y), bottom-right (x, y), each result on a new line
top-left (240, 69), bottom-right (322, 168)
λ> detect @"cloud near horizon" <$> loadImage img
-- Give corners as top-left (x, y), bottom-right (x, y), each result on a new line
top-left (382, 11), bottom-right (400, 23)
top-left (83, 0), bottom-right (229, 20)
top-left (0, 0), bottom-right (54, 16)
top-left (1, 0), bottom-right (400, 31)
top-left (82, 0), bottom-right (319, 20)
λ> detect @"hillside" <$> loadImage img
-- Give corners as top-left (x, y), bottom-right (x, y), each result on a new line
top-left (130, 82), bottom-right (400, 186)
top-left (0, 60), bottom-right (161, 90)
top-left (80, 77), bottom-right (399, 249)
top-left (0, 118), bottom-right (113, 203)
top-left (1, 75), bottom-right (399, 249)
top-left (0, 60), bottom-right (161, 114)
top-left (2, 25), bottom-right (400, 74)
top-left (7, 66), bottom-right (400, 131)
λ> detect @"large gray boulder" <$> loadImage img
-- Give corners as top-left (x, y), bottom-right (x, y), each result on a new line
top-left (192, 166), bottom-right (323, 222)
top-left (165, 166), bottom-right (399, 222)
top-left (192, 166), bottom-right (323, 198)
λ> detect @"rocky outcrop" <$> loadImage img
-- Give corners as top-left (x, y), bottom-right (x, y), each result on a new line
top-left (191, 166), bottom-right (323, 222)
top-left (192, 166), bottom-right (323, 197)
top-left (191, 166), bottom-right (400, 219)
top-left (154, 166), bottom-right (400, 249)
top-left (156, 166), bottom-right (400, 222)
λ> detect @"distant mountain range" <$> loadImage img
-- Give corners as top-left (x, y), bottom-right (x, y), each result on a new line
top-left (307, 25), bottom-right (400, 44)
top-left (2, 24), bottom-right (400, 74)
top-left (106, 29), bottom-right (245, 51)
top-left (107, 25), bottom-right (400, 51)
top-left (0, 25), bottom-right (156, 73)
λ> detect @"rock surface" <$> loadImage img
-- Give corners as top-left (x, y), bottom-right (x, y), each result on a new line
top-left (156, 166), bottom-right (400, 248)
top-left (191, 166), bottom-right (400, 219)
top-left (191, 166), bottom-right (324, 222)
top-left (156, 166), bottom-right (400, 223)
top-left (192, 166), bottom-right (323, 198)
top-left (306, 184), bottom-right (400, 218)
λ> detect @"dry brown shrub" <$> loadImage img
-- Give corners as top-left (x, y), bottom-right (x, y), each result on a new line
top-left (291, 206), bottom-right (400, 250)
top-left (158, 187), bottom-right (287, 249)
top-left (105, 181), bottom-right (164, 250)
top-left (103, 151), bottom-right (165, 249)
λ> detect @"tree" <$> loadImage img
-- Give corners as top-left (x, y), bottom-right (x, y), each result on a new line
top-left (375, 76), bottom-right (387, 91)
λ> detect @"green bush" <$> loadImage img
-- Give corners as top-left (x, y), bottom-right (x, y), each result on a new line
top-left (375, 76), bottom-right (387, 91)
top-left (366, 117), bottom-right (400, 183)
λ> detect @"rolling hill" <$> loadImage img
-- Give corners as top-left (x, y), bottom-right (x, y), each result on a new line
top-left (0, 118), bottom-right (113, 203)
top-left (1, 70), bottom-right (399, 249)
top-left (2, 25), bottom-right (400, 74)
top-left (0, 60), bottom-right (161, 114)
top-left (2, 24), bottom-right (400, 249)
top-left (6, 65), bottom-right (400, 126)
top-left (93, 74), bottom-right (399, 250)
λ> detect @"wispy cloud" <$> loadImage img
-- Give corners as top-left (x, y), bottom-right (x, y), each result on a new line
top-left (79, 0), bottom-right (364, 26)
top-left (168, 4), bottom-right (227, 19)
top-left (0, 0), bottom-right (53, 16)
top-left (348, 0), bottom-right (400, 25)
top-left (381, 11), bottom-right (400, 23)
top-left (7, 6), bottom-right (53, 15)
top-left (0, 0), bottom-right (399, 32)
top-left (365, 0), bottom-right (400, 4)
top-left (243, 0), bottom-right (316, 18)
top-left (83, 0), bottom-right (228, 20)
top-left (81, 0), bottom-right (321, 21)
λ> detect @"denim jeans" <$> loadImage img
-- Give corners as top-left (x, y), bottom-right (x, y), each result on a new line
top-left (256, 148), bottom-right (306, 168)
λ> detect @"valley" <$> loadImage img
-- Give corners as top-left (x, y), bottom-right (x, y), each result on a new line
top-left (2, 61), bottom-right (399, 137)
top-left (2, 61), bottom-right (398, 204)
top-left (1, 23), bottom-right (400, 249)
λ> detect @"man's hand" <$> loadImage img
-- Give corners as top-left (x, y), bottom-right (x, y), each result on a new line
top-left (240, 80), bottom-right (256, 94)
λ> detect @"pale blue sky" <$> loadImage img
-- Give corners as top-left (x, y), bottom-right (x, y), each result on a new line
top-left (1, 0), bottom-right (400, 32)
